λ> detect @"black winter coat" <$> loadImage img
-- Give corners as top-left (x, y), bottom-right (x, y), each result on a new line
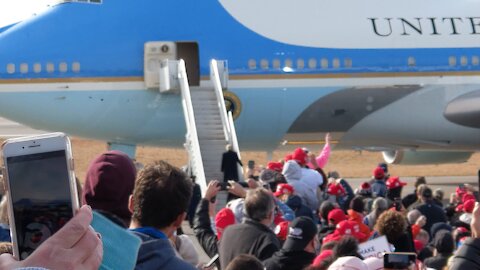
top-left (219, 218), bottom-right (280, 269)
top-left (449, 237), bottom-right (480, 270)
top-left (263, 249), bottom-right (315, 270)
top-left (193, 199), bottom-right (219, 258)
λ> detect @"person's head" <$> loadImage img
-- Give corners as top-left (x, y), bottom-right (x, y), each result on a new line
top-left (416, 184), bottom-right (428, 198)
top-left (226, 144), bottom-right (233, 151)
top-left (373, 167), bottom-right (385, 180)
top-left (332, 236), bottom-right (362, 259)
top-left (434, 188), bottom-right (444, 201)
top-left (375, 210), bottom-right (407, 243)
top-left (420, 187), bottom-right (433, 202)
top-left (225, 254), bottom-right (264, 270)
top-left (385, 177), bottom-right (406, 201)
top-left (407, 209), bottom-right (422, 225)
top-left (328, 171), bottom-right (340, 179)
top-left (433, 230), bottom-right (454, 255)
top-left (273, 183), bottom-right (294, 202)
top-left (283, 217), bottom-right (318, 253)
top-left (83, 150), bottom-right (136, 225)
top-left (244, 188), bottom-right (276, 225)
top-left (416, 229), bottom-right (430, 246)
top-left (129, 160), bottom-right (192, 233)
top-left (349, 196), bottom-right (365, 214)
top-left (215, 208), bottom-right (235, 239)
top-left (328, 208), bottom-right (347, 226)
top-left (414, 176), bottom-right (427, 189)
top-left (319, 201), bottom-right (337, 222)
top-left (292, 147), bottom-right (308, 166)
top-left (372, 197), bottom-right (388, 216)
top-left (282, 160), bottom-right (302, 182)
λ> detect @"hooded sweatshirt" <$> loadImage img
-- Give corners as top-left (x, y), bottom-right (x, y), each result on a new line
top-left (282, 161), bottom-right (318, 211)
top-left (83, 150), bottom-right (136, 226)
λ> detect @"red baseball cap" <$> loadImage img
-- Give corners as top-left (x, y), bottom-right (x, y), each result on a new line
top-left (328, 209), bottom-right (347, 225)
top-left (373, 167), bottom-right (385, 179)
top-left (292, 148), bottom-right (307, 165)
top-left (274, 183), bottom-right (294, 197)
top-left (386, 176), bottom-right (407, 189)
top-left (327, 183), bottom-right (346, 197)
top-left (215, 208), bottom-right (235, 239)
top-left (267, 161), bottom-right (283, 172)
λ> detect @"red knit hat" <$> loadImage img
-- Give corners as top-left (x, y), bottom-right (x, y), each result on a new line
top-left (386, 176), bottom-right (407, 189)
top-left (292, 148), bottom-right (307, 166)
top-left (328, 209), bottom-right (347, 225)
top-left (267, 161), bottom-right (283, 172)
top-left (215, 208), bottom-right (235, 239)
top-left (373, 167), bottom-right (385, 179)
top-left (327, 183), bottom-right (346, 197)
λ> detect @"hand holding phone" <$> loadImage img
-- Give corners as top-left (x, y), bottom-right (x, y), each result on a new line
top-left (384, 252), bottom-right (416, 270)
top-left (2, 133), bottom-right (78, 259)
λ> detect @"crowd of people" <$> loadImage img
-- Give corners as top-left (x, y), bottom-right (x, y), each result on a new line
top-left (0, 136), bottom-right (479, 270)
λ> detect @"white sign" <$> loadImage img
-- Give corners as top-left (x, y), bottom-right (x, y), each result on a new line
top-left (358, 236), bottom-right (392, 259)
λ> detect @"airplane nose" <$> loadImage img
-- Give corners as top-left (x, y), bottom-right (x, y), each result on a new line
top-left (444, 90), bottom-right (480, 128)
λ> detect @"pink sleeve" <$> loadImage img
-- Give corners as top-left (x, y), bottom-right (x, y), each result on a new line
top-left (315, 142), bottom-right (331, 169)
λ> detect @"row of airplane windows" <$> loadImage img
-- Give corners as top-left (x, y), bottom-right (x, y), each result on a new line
top-left (247, 56), bottom-right (480, 70)
top-left (4, 56), bottom-right (479, 75)
top-left (5, 62), bottom-right (81, 74)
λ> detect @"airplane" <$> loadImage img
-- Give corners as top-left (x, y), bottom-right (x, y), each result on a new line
top-left (0, 0), bottom-right (480, 166)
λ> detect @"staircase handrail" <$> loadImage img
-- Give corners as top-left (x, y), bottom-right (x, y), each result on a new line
top-left (178, 59), bottom-right (207, 193)
top-left (210, 59), bottom-right (231, 143)
top-left (228, 111), bottom-right (244, 182)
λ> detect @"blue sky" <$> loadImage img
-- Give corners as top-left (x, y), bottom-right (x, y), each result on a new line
top-left (0, 0), bottom-right (57, 27)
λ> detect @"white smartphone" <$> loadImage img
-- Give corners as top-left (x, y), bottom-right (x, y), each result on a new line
top-left (1, 132), bottom-right (78, 259)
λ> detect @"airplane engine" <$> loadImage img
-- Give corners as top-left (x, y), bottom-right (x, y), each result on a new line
top-left (382, 150), bottom-right (473, 165)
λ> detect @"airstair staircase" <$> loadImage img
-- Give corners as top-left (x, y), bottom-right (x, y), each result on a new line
top-left (159, 59), bottom-right (243, 210)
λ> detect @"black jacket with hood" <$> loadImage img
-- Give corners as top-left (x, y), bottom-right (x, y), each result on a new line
top-left (263, 249), bottom-right (315, 270)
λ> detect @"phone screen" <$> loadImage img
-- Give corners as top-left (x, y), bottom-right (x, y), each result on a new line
top-left (384, 253), bottom-right (416, 269)
top-left (6, 150), bottom-right (73, 259)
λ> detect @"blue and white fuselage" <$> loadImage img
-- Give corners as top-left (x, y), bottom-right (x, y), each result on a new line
top-left (1, 0), bottom-right (480, 163)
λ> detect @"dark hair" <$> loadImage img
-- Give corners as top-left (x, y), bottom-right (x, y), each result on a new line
top-left (132, 160), bottom-right (192, 228)
top-left (321, 240), bottom-right (338, 251)
top-left (244, 188), bottom-right (275, 221)
top-left (332, 236), bottom-right (362, 259)
top-left (349, 196), bottom-right (365, 213)
top-left (319, 201), bottom-right (336, 222)
top-left (415, 176), bottom-right (427, 188)
top-left (225, 254), bottom-right (264, 270)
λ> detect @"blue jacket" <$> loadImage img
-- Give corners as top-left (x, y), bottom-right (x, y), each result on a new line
top-left (132, 231), bottom-right (196, 270)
